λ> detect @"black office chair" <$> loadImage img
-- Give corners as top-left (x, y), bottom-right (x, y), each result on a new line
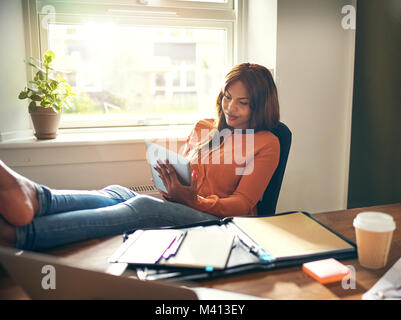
top-left (257, 122), bottom-right (292, 216)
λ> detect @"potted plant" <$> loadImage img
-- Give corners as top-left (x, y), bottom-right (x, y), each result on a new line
top-left (18, 50), bottom-right (75, 139)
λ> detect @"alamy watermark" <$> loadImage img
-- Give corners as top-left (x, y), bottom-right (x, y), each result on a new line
top-left (41, 4), bottom-right (357, 31)
top-left (146, 128), bottom-right (256, 176)
top-left (341, 265), bottom-right (356, 290)
top-left (341, 4), bottom-right (356, 30)
top-left (40, 5), bottom-right (56, 30)
top-left (41, 264), bottom-right (56, 290)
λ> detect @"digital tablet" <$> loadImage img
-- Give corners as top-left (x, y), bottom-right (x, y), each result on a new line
top-left (145, 141), bottom-right (191, 193)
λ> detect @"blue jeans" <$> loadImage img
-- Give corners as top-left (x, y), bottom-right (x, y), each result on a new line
top-left (15, 184), bottom-right (218, 251)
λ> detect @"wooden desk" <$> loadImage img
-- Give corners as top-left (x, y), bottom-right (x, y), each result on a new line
top-left (1, 203), bottom-right (400, 300)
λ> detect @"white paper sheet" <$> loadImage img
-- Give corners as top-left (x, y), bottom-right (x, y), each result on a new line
top-left (362, 257), bottom-right (401, 300)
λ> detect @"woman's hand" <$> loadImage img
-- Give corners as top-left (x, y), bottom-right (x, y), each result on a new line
top-left (154, 160), bottom-right (197, 206)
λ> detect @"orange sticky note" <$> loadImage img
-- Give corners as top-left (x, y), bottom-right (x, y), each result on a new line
top-left (302, 258), bottom-right (351, 284)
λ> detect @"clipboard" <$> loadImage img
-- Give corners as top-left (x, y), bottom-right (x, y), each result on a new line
top-left (109, 228), bottom-right (235, 270)
top-left (110, 211), bottom-right (357, 282)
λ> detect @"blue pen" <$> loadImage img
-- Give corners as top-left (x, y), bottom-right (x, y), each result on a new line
top-left (251, 246), bottom-right (275, 263)
top-left (231, 225), bottom-right (275, 264)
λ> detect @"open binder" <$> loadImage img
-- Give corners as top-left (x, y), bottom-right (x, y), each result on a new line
top-left (109, 211), bottom-right (357, 282)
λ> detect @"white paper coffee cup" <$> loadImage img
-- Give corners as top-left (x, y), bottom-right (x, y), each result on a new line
top-left (353, 212), bottom-right (396, 269)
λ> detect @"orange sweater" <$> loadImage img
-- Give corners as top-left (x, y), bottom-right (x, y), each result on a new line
top-left (184, 119), bottom-right (280, 218)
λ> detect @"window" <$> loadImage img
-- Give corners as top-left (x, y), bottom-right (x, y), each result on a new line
top-left (30, 0), bottom-right (239, 128)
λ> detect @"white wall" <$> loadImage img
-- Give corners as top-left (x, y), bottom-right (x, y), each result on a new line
top-left (0, 134), bottom-right (188, 190)
top-left (0, 0), bottom-right (31, 141)
top-left (273, 0), bottom-right (356, 213)
top-left (246, 0), bottom-right (277, 72)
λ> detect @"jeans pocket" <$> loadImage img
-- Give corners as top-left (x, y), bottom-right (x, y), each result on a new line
top-left (102, 185), bottom-right (137, 201)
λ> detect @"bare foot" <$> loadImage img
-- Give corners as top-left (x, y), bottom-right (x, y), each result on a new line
top-left (0, 217), bottom-right (16, 247)
top-left (0, 160), bottom-right (39, 226)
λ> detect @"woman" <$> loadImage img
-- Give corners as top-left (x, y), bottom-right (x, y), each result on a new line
top-left (0, 63), bottom-right (280, 250)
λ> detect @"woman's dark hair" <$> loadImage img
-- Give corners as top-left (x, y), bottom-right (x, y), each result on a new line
top-left (215, 62), bottom-right (280, 132)
top-left (187, 63), bottom-right (280, 163)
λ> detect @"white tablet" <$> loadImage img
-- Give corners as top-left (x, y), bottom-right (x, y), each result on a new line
top-left (145, 141), bottom-right (191, 193)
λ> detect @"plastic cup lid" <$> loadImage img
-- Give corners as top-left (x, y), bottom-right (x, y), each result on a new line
top-left (353, 211), bottom-right (396, 232)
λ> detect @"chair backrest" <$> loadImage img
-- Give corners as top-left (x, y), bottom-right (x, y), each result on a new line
top-left (257, 122), bottom-right (292, 216)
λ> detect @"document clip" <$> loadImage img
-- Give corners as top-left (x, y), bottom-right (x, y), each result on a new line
top-left (205, 266), bottom-right (214, 272)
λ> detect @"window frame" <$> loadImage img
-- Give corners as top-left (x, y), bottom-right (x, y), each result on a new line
top-left (38, 0), bottom-right (235, 13)
top-left (24, 0), bottom-right (243, 129)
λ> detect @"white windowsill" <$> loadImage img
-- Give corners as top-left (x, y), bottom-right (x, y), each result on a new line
top-left (0, 125), bottom-right (192, 149)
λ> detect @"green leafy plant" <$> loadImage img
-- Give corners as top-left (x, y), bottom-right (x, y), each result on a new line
top-left (18, 50), bottom-right (75, 113)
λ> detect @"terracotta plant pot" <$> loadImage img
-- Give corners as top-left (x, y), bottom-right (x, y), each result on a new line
top-left (29, 107), bottom-right (62, 140)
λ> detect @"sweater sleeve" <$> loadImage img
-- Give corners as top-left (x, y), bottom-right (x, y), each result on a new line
top-left (190, 136), bottom-right (280, 218)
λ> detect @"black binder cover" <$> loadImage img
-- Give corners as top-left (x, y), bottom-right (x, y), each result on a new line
top-left (117, 211), bottom-right (357, 282)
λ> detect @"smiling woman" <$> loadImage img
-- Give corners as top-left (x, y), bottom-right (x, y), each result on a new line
top-left (222, 80), bottom-right (251, 130)
top-left (216, 63), bottom-right (280, 132)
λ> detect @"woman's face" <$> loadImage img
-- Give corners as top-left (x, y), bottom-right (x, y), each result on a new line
top-left (222, 80), bottom-right (251, 130)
